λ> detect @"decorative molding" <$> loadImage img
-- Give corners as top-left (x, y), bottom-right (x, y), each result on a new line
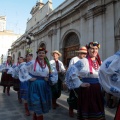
top-left (48, 29), bottom-right (57, 37)
top-left (83, 5), bottom-right (106, 20)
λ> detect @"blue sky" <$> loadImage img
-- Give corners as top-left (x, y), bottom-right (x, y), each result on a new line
top-left (0, 0), bottom-right (65, 34)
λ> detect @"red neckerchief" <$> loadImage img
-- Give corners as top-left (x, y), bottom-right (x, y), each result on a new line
top-left (87, 55), bottom-right (100, 74)
top-left (87, 55), bottom-right (93, 74)
top-left (6, 60), bottom-right (12, 67)
top-left (6, 60), bottom-right (8, 67)
top-left (34, 58), bottom-right (46, 71)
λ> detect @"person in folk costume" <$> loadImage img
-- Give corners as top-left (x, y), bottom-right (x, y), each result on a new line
top-left (98, 50), bottom-right (120, 120)
top-left (78, 42), bottom-right (105, 120)
top-left (66, 41), bottom-right (106, 120)
top-left (18, 47), bottom-right (58, 120)
top-left (15, 57), bottom-right (30, 115)
top-left (19, 51), bottom-right (34, 116)
top-left (0, 56), bottom-right (13, 96)
top-left (66, 46), bottom-right (87, 117)
top-left (7, 57), bottom-right (22, 103)
top-left (21, 50), bottom-right (33, 116)
top-left (50, 50), bottom-right (66, 109)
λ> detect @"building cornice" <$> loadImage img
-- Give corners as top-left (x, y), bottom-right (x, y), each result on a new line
top-left (83, 5), bottom-right (106, 20)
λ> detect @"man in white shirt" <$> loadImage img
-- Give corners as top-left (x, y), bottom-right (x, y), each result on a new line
top-left (66, 46), bottom-right (89, 117)
top-left (68, 46), bottom-right (87, 68)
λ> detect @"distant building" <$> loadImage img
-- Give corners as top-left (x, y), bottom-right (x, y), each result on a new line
top-left (0, 16), bottom-right (6, 31)
top-left (11, 0), bottom-right (120, 66)
top-left (0, 16), bottom-right (21, 64)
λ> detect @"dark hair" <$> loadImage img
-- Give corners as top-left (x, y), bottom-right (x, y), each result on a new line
top-left (26, 53), bottom-right (33, 57)
top-left (19, 57), bottom-right (24, 60)
top-left (7, 56), bottom-right (12, 59)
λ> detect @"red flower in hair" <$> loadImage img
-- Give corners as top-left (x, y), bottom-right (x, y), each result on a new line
top-left (36, 47), bottom-right (47, 53)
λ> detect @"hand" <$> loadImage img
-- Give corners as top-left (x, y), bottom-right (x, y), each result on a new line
top-left (29, 78), bottom-right (36, 81)
top-left (80, 83), bottom-right (90, 88)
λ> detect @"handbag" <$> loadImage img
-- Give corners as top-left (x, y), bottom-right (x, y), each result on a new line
top-left (67, 89), bottom-right (78, 110)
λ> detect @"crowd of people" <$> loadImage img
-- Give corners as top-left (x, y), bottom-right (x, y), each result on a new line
top-left (0, 41), bottom-right (119, 120)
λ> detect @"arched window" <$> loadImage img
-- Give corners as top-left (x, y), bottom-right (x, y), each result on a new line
top-left (63, 32), bottom-right (80, 67)
top-left (64, 32), bottom-right (79, 47)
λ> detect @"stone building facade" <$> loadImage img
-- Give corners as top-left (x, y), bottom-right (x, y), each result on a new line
top-left (11, 0), bottom-right (120, 66)
top-left (0, 16), bottom-right (21, 63)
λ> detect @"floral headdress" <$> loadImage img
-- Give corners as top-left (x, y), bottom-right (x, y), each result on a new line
top-left (36, 47), bottom-right (47, 54)
top-left (26, 48), bottom-right (32, 56)
top-left (86, 41), bottom-right (100, 49)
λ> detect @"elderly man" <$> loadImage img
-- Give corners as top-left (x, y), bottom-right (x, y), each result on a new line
top-left (50, 50), bottom-right (66, 109)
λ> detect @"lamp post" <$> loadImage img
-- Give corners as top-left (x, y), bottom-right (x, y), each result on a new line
top-left (8, 49), bottom-right (11, 56)
top-left (26, 33), bottom-right (34, 48)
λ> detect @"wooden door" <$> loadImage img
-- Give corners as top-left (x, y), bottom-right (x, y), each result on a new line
top-left (63, 32), bottom-right (80, 67)
top-left (64, 45), bottom-right (79, 68)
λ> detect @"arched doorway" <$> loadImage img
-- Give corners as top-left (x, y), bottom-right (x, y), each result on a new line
top-left (63, 32), bottom-right (80, 67)
top-left (115, 18), bottom-right (120, 52)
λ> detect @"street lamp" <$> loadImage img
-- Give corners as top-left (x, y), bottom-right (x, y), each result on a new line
top-left (8, 49), bottom-right (11, 56)
top-left (26, 33), bottom-right (34, 48)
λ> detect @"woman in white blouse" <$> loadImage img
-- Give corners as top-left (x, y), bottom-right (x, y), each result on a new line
top-left (66, 42), bottom-right (105, 120)
top-left (0, 56), bottom-right (13, 96)
top-left (19, 48), bottom-right (58, 120)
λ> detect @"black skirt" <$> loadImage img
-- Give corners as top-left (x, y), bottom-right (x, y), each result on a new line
top-left (77, 83), bottom-right (105, 120)
top-left (0, 72), bottom-right (13, 86)
top-left (13, 78), bottom-right (20, 91)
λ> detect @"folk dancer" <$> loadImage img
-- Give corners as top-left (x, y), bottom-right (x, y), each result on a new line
top-left (7, 57), bottom-right (21, 103)
top-left (50, 50), bottom-right (66, 109)
top-left (67, 46), bottom-right (87, 117)
top-left (66, 42), bottom-right (105, 120)
top-left (18, 47), bottom-right (58, 120)
top-left (0, 56), bottom-right (13, 96)
top-left (99, 50), bottom-right (120, 120)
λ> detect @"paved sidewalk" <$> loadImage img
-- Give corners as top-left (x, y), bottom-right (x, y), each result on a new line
top-left (0, 86), bottom-right (117, 120)
top-left (0, 86), bottom-right (77, 120)
top-left (0, 72), bottom-right (117, 120)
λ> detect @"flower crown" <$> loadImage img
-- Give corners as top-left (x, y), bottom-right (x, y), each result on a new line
top-left (86, 41), bottom-right (100, 49)
top-left (36, 47), bottom-right (47, 53)
top-left (26, 48), bottom-right (32, 54)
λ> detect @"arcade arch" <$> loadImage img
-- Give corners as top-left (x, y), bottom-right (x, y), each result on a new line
top-left (63, 32), bottom-right (80, 67)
